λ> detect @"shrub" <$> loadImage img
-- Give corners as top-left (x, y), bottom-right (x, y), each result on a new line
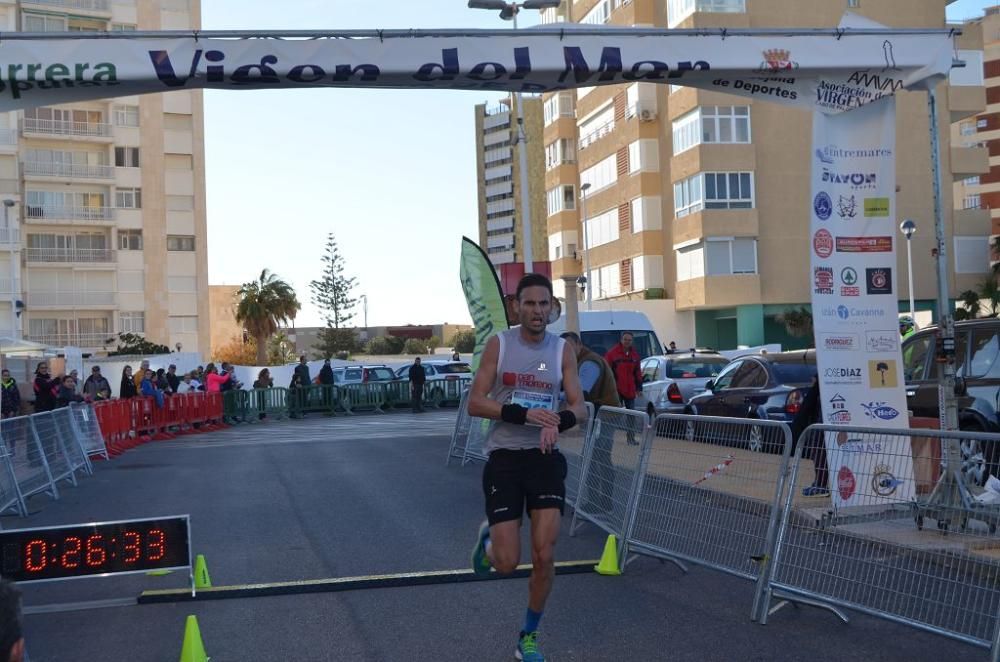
top-left (365, 336), bottom-right (392, 355)
top-left (450, 330), bottom-right (476, 353)
top-left (403, 338), bottom-right (428, 355)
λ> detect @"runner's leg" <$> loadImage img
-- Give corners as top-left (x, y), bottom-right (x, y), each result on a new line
top-left (488, 519), bottom-right (521, 574)
top-left (527, 508), bottom-right (559, 611)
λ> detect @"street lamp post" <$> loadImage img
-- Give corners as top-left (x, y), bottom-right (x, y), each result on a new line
top-left (359, 294), bottom-right (368, 334)
top-left (468, 0), bottom-right (560, 274)
top-left (2, 199), bottom-right (16, 339)
top-left (580, 182), bottom-right (592, 310)
top-left (900, 219), bottom-right (916, 321)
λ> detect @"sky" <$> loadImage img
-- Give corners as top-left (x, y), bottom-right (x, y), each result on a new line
top-left (201, 0), bottom-right (996, 330)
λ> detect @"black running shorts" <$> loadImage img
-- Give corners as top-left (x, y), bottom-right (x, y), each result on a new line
top-left (482, 448), bottom-right (567, 525)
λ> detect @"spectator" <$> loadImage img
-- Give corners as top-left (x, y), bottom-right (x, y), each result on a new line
top-left (119, 366), bottom-right (138, 399)
top-left (289, 372), bottom-right (303, 389)
top-left (605, 332), bottom-right (643, 445)
top-left (0, 578), bottom-right (24, 662)
top-left (204, 363), bottom-right (230, 393)
top-left (318, 359), bottom-right (335, 386)
top-left (253, 368), bottom-right (273, 389)
top-left (220, 362), bottom-right (241, 391)
top-left (189, 372), bottom-right (203, 392)
top-left (562, 332), bottom-right (619, 512)
top-left (176, 373), bottom-right (195, 394)
top-left (133, 359), bottom-right (149, 393)
top-left (194, 366), bottom-right (205, 384)
top-left (32, 362), bottom-right (57, 413)
top-left (83, 366), bottom-right (111, 402)
top-left (294, 355), bottom-right (311, 387)
top-left (69, 369), bottom-right (81, 393)
top-left (792, 377), bottom-right (829, 498)
top-left (451, 350), bottom-right (461, 361)
top-left (140, 369), bottom-right (164, 408)
top-left (166, 364), bottom-right (181, 393)
top-left (56, 375), bottom-right (84, 408)
top-left (1, 369), bottom-right (20, 419)
top-left (155, 368), bottom-right (171, 394)
top-left (666, 341), bottom-right (678, 354)
top-left (408, 357), bottom-right (426, 413)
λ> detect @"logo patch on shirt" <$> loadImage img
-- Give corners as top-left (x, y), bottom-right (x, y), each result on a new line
top-left (502, 372), bottom-right (517, 387)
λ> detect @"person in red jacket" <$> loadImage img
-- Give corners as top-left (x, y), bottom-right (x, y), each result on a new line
top-left (605, 332), bottom-right (643, 444)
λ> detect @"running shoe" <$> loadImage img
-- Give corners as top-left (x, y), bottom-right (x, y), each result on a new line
top-left (471, 519), bottom-right (492, 577)
top-left (802, 485), bottom-right (830, 498)
top-left (516, 631), bottom-right (544, 661)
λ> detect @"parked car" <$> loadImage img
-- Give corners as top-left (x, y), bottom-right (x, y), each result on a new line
top-left (902, 318), bottom-right (1000, 485)
top-left (684, 350), bottom-right (818, 453)
top-left (546, 310), bottom-right (663, 359)
top-left (635, 350), bottom-right (729, 417)
top-left (393, 361), bottom-right (472, 382)
top-left (332, 365), bottom-right (397, 385)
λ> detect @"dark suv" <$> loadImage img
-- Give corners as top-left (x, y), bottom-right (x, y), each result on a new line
top-left (902, 319), bottom-right (1000, 484)
top-left (684, 350), bottom-right (817, 453)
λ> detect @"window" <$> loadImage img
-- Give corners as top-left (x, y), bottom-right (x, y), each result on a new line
top-left (581, 0), bottom-right (627, 25)
top-left (964, 194), bottom-right (982, 209)
top-left (584, 208), bottom-right (619, 249)
top-left (961, 121), bottom-right (977, 136)
top-left (705, 172), bottom-right (754, 209)
top-left (113, 105), bottom-right (140, 127)
top-left (673, 175), bottom-right (704, 217)
top-left (116, 188), bottom-right (142, 209)
top-left (902, 334), bottom-right (933, 382)
top-left (712, 360), bottom-right (743, 390)
top-left (167, 195), bottom-right (194, 211)
top-left (954, 236), bottom-right (990, 274)
top-left (672, 106), bottom-right (751, 155)
top-left (676, 238), bottom-right (757, 279)
top-left (543, 92), bottom-right (574, 126)
top-left (546, 185), bottom-right (576, 216)
top-left (118, 230), bottom-right (143, 251)
top-left (23, 14), bottom-right (67, 32)
top-left (578, 103), bottom-right (615, 150)
top-left (167, 235), bottom-right (195, 252)
top-left (580, 154), bottom-right (617, 193)
top-left (668, 0), bottom-right (746, 27)
top-left (964, 176), bottom-right (981, 187)
top-left (848, 0), bottom-right (860, 7)
top-left (164, 113), bottom-right (194, 132)
top-left (115, 146), bottom-right (141, 168)
top-left (168, 316), bottom-right (198, 333)
top-left (112, 23), bottom-right (137, 31)
top-left (642, 358), bottom-right (661, 383)
top-left (731, 361), bottom-right (768, 388)
top-left (545, 139), bottom-right (576, 169)
top-left (119, 311), bottom-right (145, 334)
top-left (968, 330), bottom-right (1000, 378)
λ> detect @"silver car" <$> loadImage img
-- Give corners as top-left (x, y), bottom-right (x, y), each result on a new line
top-left (635, 351), bottom-right (730, 417)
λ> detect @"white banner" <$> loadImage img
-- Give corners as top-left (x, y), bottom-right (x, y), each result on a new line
top-left (0, 30), bottom-right (953, 111)
top-left (810, 97), bottom-right (914, 509)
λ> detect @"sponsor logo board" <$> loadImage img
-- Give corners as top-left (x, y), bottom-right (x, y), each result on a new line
top-left (868, 359), bottom-right (898, 388)
top-left (814, 192), bottom-right (832, 221)
top-left (836, 236), bottom-right (892, 253)
top-left (865, 331), bottom-right (899, 353)
top-left (814, 267), bottom-right (834, 294)
top-left (864, 197), bottom-right (890, 217)
top-left (866, 268), bottom-right (892, 295)
top-left (814, 229), bottom-right (833, 258)
top-left (820, 333), bottom-right (859, 351)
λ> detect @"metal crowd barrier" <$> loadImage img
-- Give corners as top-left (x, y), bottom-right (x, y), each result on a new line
top-left (445, 388), bottom-right (473, 466)
top-left (288, 384), bottom-right (341, 418)
top-left (569, 406), bottom-right (650, 570)
top-left (339, 383), bottom-right (386, 414)
top-left (52, 407), bottom-right (93, 475)
top-left (760, 424), bottom-right (1000, 659)
top-left (1, 415), bottom-right (58, 508)
top-left (68, 402), bottom-right (110, 461)
top-left (631, 414), bottom-right (793, 618)
top-left (556, 402), bottom-right (595, 510)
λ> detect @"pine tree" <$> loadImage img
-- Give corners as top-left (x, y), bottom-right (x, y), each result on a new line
top-left (310, 234), bottom-right (360, 357)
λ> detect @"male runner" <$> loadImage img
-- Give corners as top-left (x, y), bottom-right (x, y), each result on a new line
top-left (468, 273), bottom-right (587, 662)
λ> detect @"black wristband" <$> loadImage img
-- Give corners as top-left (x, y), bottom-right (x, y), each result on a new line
top-left (557, 410), bottom-right (577, 433)
top-left (501, 404), bottom-right (528, 425)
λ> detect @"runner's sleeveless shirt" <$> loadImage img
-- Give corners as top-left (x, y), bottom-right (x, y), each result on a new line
top-left (485, 328), bottom-right (565, 454)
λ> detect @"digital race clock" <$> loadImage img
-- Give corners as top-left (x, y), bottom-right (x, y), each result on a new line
top-left (0, 516), bottom-right (191, 583)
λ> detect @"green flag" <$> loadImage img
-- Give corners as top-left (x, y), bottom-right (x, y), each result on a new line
top-left (460, 237), bottom-right (509, 372)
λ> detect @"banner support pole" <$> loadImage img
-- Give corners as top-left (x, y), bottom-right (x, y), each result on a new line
top-left (927, 83), bottom-right (959, 433)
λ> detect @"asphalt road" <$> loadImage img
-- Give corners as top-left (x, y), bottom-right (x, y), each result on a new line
top-left (7, 410), bottom-right (984, 661)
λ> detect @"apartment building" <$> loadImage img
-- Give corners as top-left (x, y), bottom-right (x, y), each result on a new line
top-left (540, 0), bottom-right (987, 350)
top-left (474, 94), bottom-right (549, 271)
top-left (0, 0), bottom-right (209, 355)
top-left (954, 5), bottom-right (1000, 263)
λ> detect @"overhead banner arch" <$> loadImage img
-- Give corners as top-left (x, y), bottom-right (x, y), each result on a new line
top-left (0, 27), bottom-right (954, 112)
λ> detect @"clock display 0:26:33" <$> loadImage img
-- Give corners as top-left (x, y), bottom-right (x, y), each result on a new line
top-left (0, 517), bottom-right (190, 582)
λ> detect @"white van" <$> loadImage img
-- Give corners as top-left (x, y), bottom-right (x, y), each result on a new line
top-left (547, 310), bottom-right (663, 359)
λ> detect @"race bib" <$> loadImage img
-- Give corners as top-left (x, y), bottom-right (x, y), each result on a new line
top-left (511, 390), bottom-right (554, 411)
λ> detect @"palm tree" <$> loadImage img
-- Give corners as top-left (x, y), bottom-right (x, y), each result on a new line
top-left (235, 269), bottom-right (301, 365)
top-left (955, 289), bottom-right (981, 321)
top-left (776, 307), bottom-right (814, 346)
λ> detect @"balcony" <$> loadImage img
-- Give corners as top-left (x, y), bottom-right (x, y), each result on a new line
top-left (675, 274), bottom-right (761, 310)
top-left (951, 146), bottom-right (990, 179)
top-left (25, 332), bottom-right (112, 348)
top-left (25, 248), bottom-right (115, 264)
top-left (578, 120), bottom-right (615, 152)
top-left (26, 206), bottom-right (115, 224)
top-left (949, 85), bottom-right (986, 123)
top-left (23, 161), bottom-right (114, 180)
top-left (0, 227), bottom-right (19, 245)
top-left (0, 278), bottom-right (21, 294)
top-left (27, 291), bottom-right (116, 307)
top-left (0, 130), bottom-right (17, 150)
top-left (21, 118), bottom-right (113, 141)
top-left (22, 0), bottom-right (110, 12)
